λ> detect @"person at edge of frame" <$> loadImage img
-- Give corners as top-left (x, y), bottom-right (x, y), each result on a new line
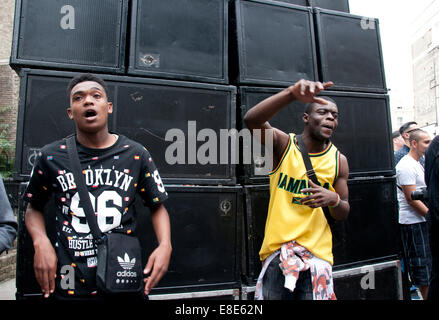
top-left (0, 175), bottom-right (17, 255)
top-left (244, 79), bottom-right (350, 300)
top-left (393, 130), bottom-right (405, 153)
top-left (426, 134), bottom-right (439, 300)
top-left (23, 73), bottom-right (172, 300)
top-left (395, 121), bottom-right (423, 167)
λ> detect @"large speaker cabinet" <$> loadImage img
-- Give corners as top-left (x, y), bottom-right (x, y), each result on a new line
top-left (274, 0), bottom-right (350, 13)
top-left (14, 69), bottom-right (237, 185)
top-left (15, 184), bottom-right (243, 298)
top-left (128, 0), bottom-right (228, 84)
top-left (10, 0), bottom-right (128, 73)
top-left (239, 87), bottom-right (394, 184)
top-left (136, 185), bottom-right (243, 295)
top-left (242, 260), bottom-right (403, 300)
top-left (332, 260), bottom-right (403, 300)
top-left (314, 8), bottom-right (387, 93)
top-left (273, 0), bottom-right (308, 6)
top-left (243, 176), bottom-right (400, 284)
top-left (231, 0), bottom-right (318, 86)
top-left (308, 0), bottom-right (350, 12)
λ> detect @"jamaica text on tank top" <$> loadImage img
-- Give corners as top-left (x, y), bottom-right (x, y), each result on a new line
top-left (259, 133), bottom-right (340, 265)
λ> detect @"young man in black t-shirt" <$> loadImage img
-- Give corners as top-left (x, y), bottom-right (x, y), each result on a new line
top-left (24, 74), bottom-right (172, 299)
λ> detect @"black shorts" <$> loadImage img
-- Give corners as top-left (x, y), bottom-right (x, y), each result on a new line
top-left (400, 222), bottom-right (432, 286)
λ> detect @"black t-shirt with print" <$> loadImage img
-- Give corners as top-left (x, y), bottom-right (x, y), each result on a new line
top-left (24, 134), bottom-right (168, 298)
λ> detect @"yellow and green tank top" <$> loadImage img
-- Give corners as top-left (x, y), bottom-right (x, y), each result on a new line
top-left (259, 133), bottom-right (341, 265)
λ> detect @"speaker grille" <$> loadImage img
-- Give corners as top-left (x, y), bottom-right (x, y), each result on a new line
top-left (11, 0), bottom-right (127, 73)
top-left (315, 9), bottom-right (387, 92)
top-left (239, 87), bottom-right (394, 184)
top-left (233, 0), bottom-right (318, 86)
top-left (128, 0), bottom-right (228, 83)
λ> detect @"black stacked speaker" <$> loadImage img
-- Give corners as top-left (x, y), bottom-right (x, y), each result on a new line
top-left (14, 69), bottom-right (236, 186)
top-left (266, 0), bottom-right (350, 13)
top-left (12, 0), bottom-right (400, 300)
top-left (14, 71), bottom-right (115, 178)
top-left (272, 0), bottom-right (308, 6)
top-left (232, 0), bottom-right (401, 300)
top-left (12, 0), bottom-right (240, 300)
top-left (10, 0), bottom-right (128, 73)
top-left (13, 69), bottom-right (240, 298)
top-left (128, 0), bottom-right (229, 84)
top-left (308, 0), bottom-right (350, 13)
top-left (314, 8), bottom-right (386, 93)
top-left (239, 87), bottom-right (394, 183)
top-left (231, 0), bottom-right (318, 86)
top-left (135, 185), bottom-right (243, 294)
top-left (243, 177), bottom-right (400, 284)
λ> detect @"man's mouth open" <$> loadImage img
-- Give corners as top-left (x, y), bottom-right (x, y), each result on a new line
top-left (84, 109), bottom-right (97, 120)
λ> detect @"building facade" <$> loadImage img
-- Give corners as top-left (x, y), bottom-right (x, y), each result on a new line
top-left (411, 1), bottom-right (439, 137)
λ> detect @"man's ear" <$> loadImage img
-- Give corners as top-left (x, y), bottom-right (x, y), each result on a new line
top-left (67, 107), bottom-right (73, 120)
top-left (410, 139), bottom-right (417, 150)
top-left (107, 102), bottom-right (113, 114)
top-left (303, 112), bottom-right (309, 124)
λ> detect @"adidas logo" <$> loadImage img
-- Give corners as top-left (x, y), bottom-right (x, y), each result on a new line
top-left (117, 253), bottom-right (136, 270)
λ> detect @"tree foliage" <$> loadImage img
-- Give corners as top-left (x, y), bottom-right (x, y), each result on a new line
top-left (0, 106), bottom-right (14, 178)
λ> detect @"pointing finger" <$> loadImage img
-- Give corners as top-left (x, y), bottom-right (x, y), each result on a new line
top-left (313, 97), bottom-right (329, 105)
top-left (323, 81), bottom-right (334, 89)
top-left (315, 82), bottom-right (324, 91)
top-left (308, 180), bottom-right (319, 187)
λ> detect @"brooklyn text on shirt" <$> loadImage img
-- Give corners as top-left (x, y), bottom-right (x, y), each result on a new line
top-left (56, 168), bottom-right (134, 192)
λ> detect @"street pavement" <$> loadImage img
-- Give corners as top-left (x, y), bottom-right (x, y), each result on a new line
top-left (0, 278), bottom-right (15, 300)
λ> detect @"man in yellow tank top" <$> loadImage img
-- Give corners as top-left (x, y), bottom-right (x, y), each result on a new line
top-left (244, 79), bottom-right (350, 300)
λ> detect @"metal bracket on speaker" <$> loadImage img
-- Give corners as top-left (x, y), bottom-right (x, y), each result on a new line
top-left (140, 53), bottom-right (160, 68)
top-left (220, 199), bottom-right (232, 217)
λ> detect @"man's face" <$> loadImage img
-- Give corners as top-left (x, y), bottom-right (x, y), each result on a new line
top-left (414, 132), bottom-right (431, 157)
top-left (393, 135), bottom-right (405, 151)
top-left (303, 101), bottom-right (339, 141)
top-left (67, 81), bottom-right (113, 134)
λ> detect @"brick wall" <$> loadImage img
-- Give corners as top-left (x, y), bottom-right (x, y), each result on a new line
top-left (0, 248), bottom-right (16, 283)
top-left (0, 65), bottom-right (20, 145)
top-left (0, 0), bottom-right (20, 148)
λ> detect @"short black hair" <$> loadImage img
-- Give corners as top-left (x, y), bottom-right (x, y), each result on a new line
top-left (399, 121), bottom-right (418, 135)
top-left (67, 73), bottom-right (108, 99)
top-left (304, 96), bottom-right (337, 114)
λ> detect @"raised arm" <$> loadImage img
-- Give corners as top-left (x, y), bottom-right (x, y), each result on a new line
top-left (243, 79), bottom-right (333, 168)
